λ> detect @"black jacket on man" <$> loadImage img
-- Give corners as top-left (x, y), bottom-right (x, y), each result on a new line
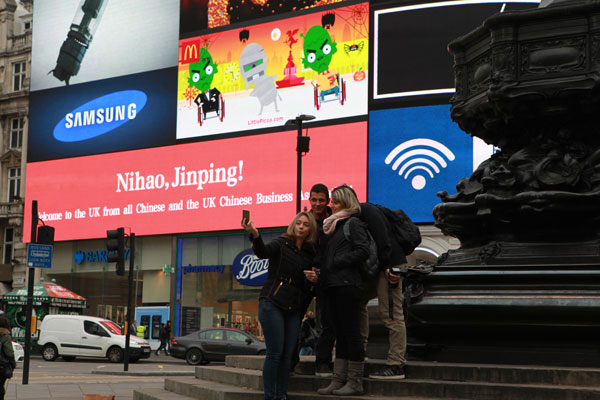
top-left (320, 217), bottom-right (370, 289)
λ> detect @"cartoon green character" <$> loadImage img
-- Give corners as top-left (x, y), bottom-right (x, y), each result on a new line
top-left (188, 45), bottom-right (222, 120)
top-left (301, 26), bottom-right (340, 102)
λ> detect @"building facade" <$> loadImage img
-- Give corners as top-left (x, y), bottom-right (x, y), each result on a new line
top-left (0, 0), bottom-right (31, 292)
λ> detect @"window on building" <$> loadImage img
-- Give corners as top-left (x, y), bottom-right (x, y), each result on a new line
top-left (3, 228), bottom-right (13, 265)
top-left (24, 22), bottom-right (31, 31)
top-left (12, 62), bottom-right (26, 92)
top-left (8, 167), bottom-right (20, 202)
top-left (10, 118), bottom-right (23, 149)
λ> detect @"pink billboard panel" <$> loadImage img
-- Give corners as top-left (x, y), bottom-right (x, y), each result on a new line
top-left (24, 121), bottom-right (367, 241)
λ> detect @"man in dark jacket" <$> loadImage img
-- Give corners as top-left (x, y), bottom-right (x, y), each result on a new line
top-left (359, 202), bottom-right (407, 380)
top-left (308, 184), bottom-right (337, 377)
top-left (164, 320), bottom-right (172, 355)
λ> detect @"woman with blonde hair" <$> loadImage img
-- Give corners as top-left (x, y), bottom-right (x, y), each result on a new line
top-left (317, 185), bottom-right (370, 396)
top-left (242, 211), bottom-right (319, 400)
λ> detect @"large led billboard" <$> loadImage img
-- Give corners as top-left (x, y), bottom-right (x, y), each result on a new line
top-left (28, 0), bottom-right (180, 162)
top-left (368, 106), bottom-right (494, 223)
top-left (372, 0), bottom-right (539, 106)
top-left (180, 0), bottom-right (345, 33)
top-left (24, 121), bottom-right (367, 242)
top-left (31, 1), bottom-right (179, 90)
top-left (177, 2), bottom-right (369, 139)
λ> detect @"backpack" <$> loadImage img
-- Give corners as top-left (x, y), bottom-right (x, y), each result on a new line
top-left (343, 217), bottom-right (379, 279)
top-left (373, 204), bottom-right (421, 255)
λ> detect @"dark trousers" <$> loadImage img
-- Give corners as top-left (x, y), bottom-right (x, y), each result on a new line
top-left (157, 338), bottom-right (167, 353)
top-left (326, 285), bottom-right (364, 362)
top-left (0, 377), bottom-right (6, 400)
top-left (315, 290), bottom-right (336, 366)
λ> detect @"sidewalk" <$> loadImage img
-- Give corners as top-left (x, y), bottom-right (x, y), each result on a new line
top-left (5, 353), bottom-right (194, 400)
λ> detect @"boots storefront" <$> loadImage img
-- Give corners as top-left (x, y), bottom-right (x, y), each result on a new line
top-left (174, 230), bottom-right (282, 338)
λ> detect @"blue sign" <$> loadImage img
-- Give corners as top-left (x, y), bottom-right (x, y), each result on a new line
top-left (27, 244), bottom-right (53, 269)
top-left (28, 67), bottom-right (177, 162)
top-left (182, 264), bottom-right (224, 274)
top-left (232, 248), bottom-right (269, 287)
top-left (53, 90), bottom-right (148, 142)
top-left (368, 105), bottom-right (474, 223)
top-left (74, 249), bottom-right (131, 265)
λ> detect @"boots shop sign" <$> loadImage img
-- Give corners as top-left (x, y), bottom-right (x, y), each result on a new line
top-left (232, 248), bottom-right (268, 287)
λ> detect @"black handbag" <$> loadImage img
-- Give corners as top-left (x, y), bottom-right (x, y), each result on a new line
top-left (267, 246), bottom-right (302, 313)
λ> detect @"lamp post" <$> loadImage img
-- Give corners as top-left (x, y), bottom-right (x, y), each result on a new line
top-left (285, 115), bottom-right (315, 213)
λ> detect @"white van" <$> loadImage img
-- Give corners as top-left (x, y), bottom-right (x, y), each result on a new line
top-left (38, 315), bottom-right (151, 363)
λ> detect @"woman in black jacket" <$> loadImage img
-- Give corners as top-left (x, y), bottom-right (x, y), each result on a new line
top-left (242, 211), bottom-right (319, 400)
top-left (317, 185), bottom-right (370, 396)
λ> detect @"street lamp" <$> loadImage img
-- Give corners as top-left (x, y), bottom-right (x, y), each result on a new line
top-left (285, 114), bottom-right (315, 213)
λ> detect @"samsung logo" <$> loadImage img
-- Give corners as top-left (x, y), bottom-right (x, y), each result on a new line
top-left (54, 90), bottom-right (147, 142)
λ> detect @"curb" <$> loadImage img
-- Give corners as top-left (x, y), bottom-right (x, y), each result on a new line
top-left (91, 370), bottom-right (194, 376)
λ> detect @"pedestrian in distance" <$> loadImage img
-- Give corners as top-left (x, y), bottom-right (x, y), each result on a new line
top-left (298, 311), bottom-right (318, 356)
top-left (136, 323), bottom-right (146, 339)
top-left (129, 319), bottom-right (138, 335)
top-left (0, 315), bottom-right (16, 400)
top-left (164, 320), bottom-right (172, 354)
top-left (156, 323), bottom-right (167, 356)
top-left (317, 184), bottom-right (370, 396)
top-left (242, 211), bottom-right (319, 400)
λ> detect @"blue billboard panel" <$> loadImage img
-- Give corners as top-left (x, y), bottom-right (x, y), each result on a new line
top-left (369, 106), bottom-right (485, 223)
top-left (28, 68), bottom-right (177, 162)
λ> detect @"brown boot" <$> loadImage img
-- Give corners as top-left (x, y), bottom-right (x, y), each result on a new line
top-left (332, 360), bottom-right (364, 396)
top-left (317, 358), bottom-right (347, 395)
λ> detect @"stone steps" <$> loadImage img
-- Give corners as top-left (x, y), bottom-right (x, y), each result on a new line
top-left (227, 355), bottom-right (600, 387)
top-left (133, 356), bottom-right (600, 400)
top-left (135, 376), bottom-right (451, 400)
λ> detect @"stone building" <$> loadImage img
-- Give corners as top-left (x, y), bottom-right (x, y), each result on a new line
top-left (0, 0), bottom-right (32, 291)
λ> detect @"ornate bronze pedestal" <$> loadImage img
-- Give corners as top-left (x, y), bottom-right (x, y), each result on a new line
top-left (414, 0), bottom-right (600, 366)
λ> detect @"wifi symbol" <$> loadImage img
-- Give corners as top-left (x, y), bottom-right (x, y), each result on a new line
top-left (385, 138), bottom-right (455, 190)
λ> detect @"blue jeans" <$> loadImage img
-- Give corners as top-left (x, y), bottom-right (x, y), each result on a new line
top-left (258, 298), bottom-right (302, 400)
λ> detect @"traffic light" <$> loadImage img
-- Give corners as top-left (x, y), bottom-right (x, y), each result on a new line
top-left (106, 227), bottom-right (125, 276)
top-left (37, 226), bottom-right (55, 245)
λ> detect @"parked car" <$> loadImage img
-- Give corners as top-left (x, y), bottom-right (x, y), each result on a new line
top-left (38, 315), bottom-right (151, 363)
top-left (12, 341), bottom-right (23, 362)
top-left (171, 327), bottom-right (266, 365)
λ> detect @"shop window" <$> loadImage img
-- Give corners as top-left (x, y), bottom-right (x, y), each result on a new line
top-left (12, 62), bottom-right (26, 92)
top-left (10, 118), bottom-right (23, 149)
top-left (3, 228), bottom-right (13, 265)
top-left (7, 167), bottom-right (20, 202)
top-left (178, 231), bottom-right (282, 337)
